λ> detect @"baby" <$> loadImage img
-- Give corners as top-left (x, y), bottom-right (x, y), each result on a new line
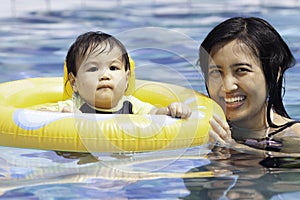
top-left (62, 31), bottom-right (191, 118)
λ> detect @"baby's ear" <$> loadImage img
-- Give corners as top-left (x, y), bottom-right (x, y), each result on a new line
top-left (68, 73), bottom-right (78, 92)
top-left (125, 70), bottom-right (130, 90)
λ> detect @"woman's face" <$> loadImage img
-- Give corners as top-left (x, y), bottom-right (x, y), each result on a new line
top-left (206, 40), bottom-right (267, 126)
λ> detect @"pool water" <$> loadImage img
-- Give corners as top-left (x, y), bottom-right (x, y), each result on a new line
top-left (1, 0), bottom-right (300, 199)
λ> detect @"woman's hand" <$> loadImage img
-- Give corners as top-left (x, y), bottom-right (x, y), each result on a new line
top-left (209, 114), bottom-right (275, 156)
top-left (209, 114), bottom-right (233, 146)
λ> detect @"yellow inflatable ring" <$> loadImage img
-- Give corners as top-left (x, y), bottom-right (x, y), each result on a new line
top-left (0, 77), bottom-right (225, 153)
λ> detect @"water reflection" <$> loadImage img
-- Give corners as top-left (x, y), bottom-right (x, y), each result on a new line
top-left (183, 148), bottom-right (300, 200)
top-left (1, 144), bottom-right (300, 199)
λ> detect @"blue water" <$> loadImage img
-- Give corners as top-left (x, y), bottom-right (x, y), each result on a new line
top-left (1, 0), bottom-right (300, 199)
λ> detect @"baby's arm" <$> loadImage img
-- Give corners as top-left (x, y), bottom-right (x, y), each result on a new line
top-left (32, 100), bottom-right (76, 113)
top-left (150, 102), bottom-right (192, 119)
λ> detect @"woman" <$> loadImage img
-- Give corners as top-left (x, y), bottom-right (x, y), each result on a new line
top-left (198, 17), bottom-right (300, 153)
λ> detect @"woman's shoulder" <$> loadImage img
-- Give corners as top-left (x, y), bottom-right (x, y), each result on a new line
top-left (289, 122), bottom-right (300, 135)
top-left (271, 117), bottom-right (300, 153)
top-left (272, 113), bottom-right (300, 136)
top-left (279, 122), bottom-right (300, 153)
top-left (276, 118), bottom-right (300, 137)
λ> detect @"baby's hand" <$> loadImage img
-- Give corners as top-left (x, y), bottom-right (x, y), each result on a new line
top-left (167, 102), bottom-right (191, 119)
top-left (62, 106), bottom-right (82, 113)
top-left (62, 106), bottom-right (73, 113)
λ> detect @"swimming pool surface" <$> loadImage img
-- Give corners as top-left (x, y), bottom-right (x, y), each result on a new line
top-left (1, 0), bottom-right (300, 199)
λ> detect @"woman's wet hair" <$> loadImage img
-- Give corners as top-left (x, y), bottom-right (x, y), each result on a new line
top-left (65, 31), bottom-right (130, 76)
top-left (198, 17), bottom-right (296, 128)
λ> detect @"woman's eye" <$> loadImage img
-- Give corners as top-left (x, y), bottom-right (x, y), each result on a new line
top-left (236, 67), bottom-right (251, 73)
top-left (210, 69), bottom-right (221, 74)
top-left (208, 69), bottom-right (222, 77)
top-left (87, 67), bottom-right (98, 72)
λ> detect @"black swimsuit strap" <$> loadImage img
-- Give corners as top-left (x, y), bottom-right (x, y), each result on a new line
top-left (267, 120), bottom-right (300, 138)
top-left (79, 101), bottom-right (133, 114)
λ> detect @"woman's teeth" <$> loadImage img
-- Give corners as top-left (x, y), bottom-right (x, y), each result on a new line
top-left (225, 96), bottom-right (245, 103)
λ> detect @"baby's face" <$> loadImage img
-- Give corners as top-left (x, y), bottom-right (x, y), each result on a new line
top-left (73, 45), bottom-right (129, 109)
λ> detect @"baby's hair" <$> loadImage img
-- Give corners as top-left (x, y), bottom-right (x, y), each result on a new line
top-left (65, 31), bottom-right (130, 77)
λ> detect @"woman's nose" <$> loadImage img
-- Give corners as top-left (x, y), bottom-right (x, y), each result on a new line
top-left (222, 74), bottom-right (238, 92)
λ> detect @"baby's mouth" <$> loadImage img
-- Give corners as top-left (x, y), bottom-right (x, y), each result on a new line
top-left (97, 84), bottom-right (112, 90)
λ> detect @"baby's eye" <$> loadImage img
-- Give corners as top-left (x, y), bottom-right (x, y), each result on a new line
top-left (87, 66), bottom-right (98, 72)
top-left (109, 66), bottom-right (120, 71)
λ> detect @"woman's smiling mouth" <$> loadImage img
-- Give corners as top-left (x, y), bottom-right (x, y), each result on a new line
top-left (224, 96), bottom-right (246, 104)
top-left (223, 95), bottom-right (246, 109)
